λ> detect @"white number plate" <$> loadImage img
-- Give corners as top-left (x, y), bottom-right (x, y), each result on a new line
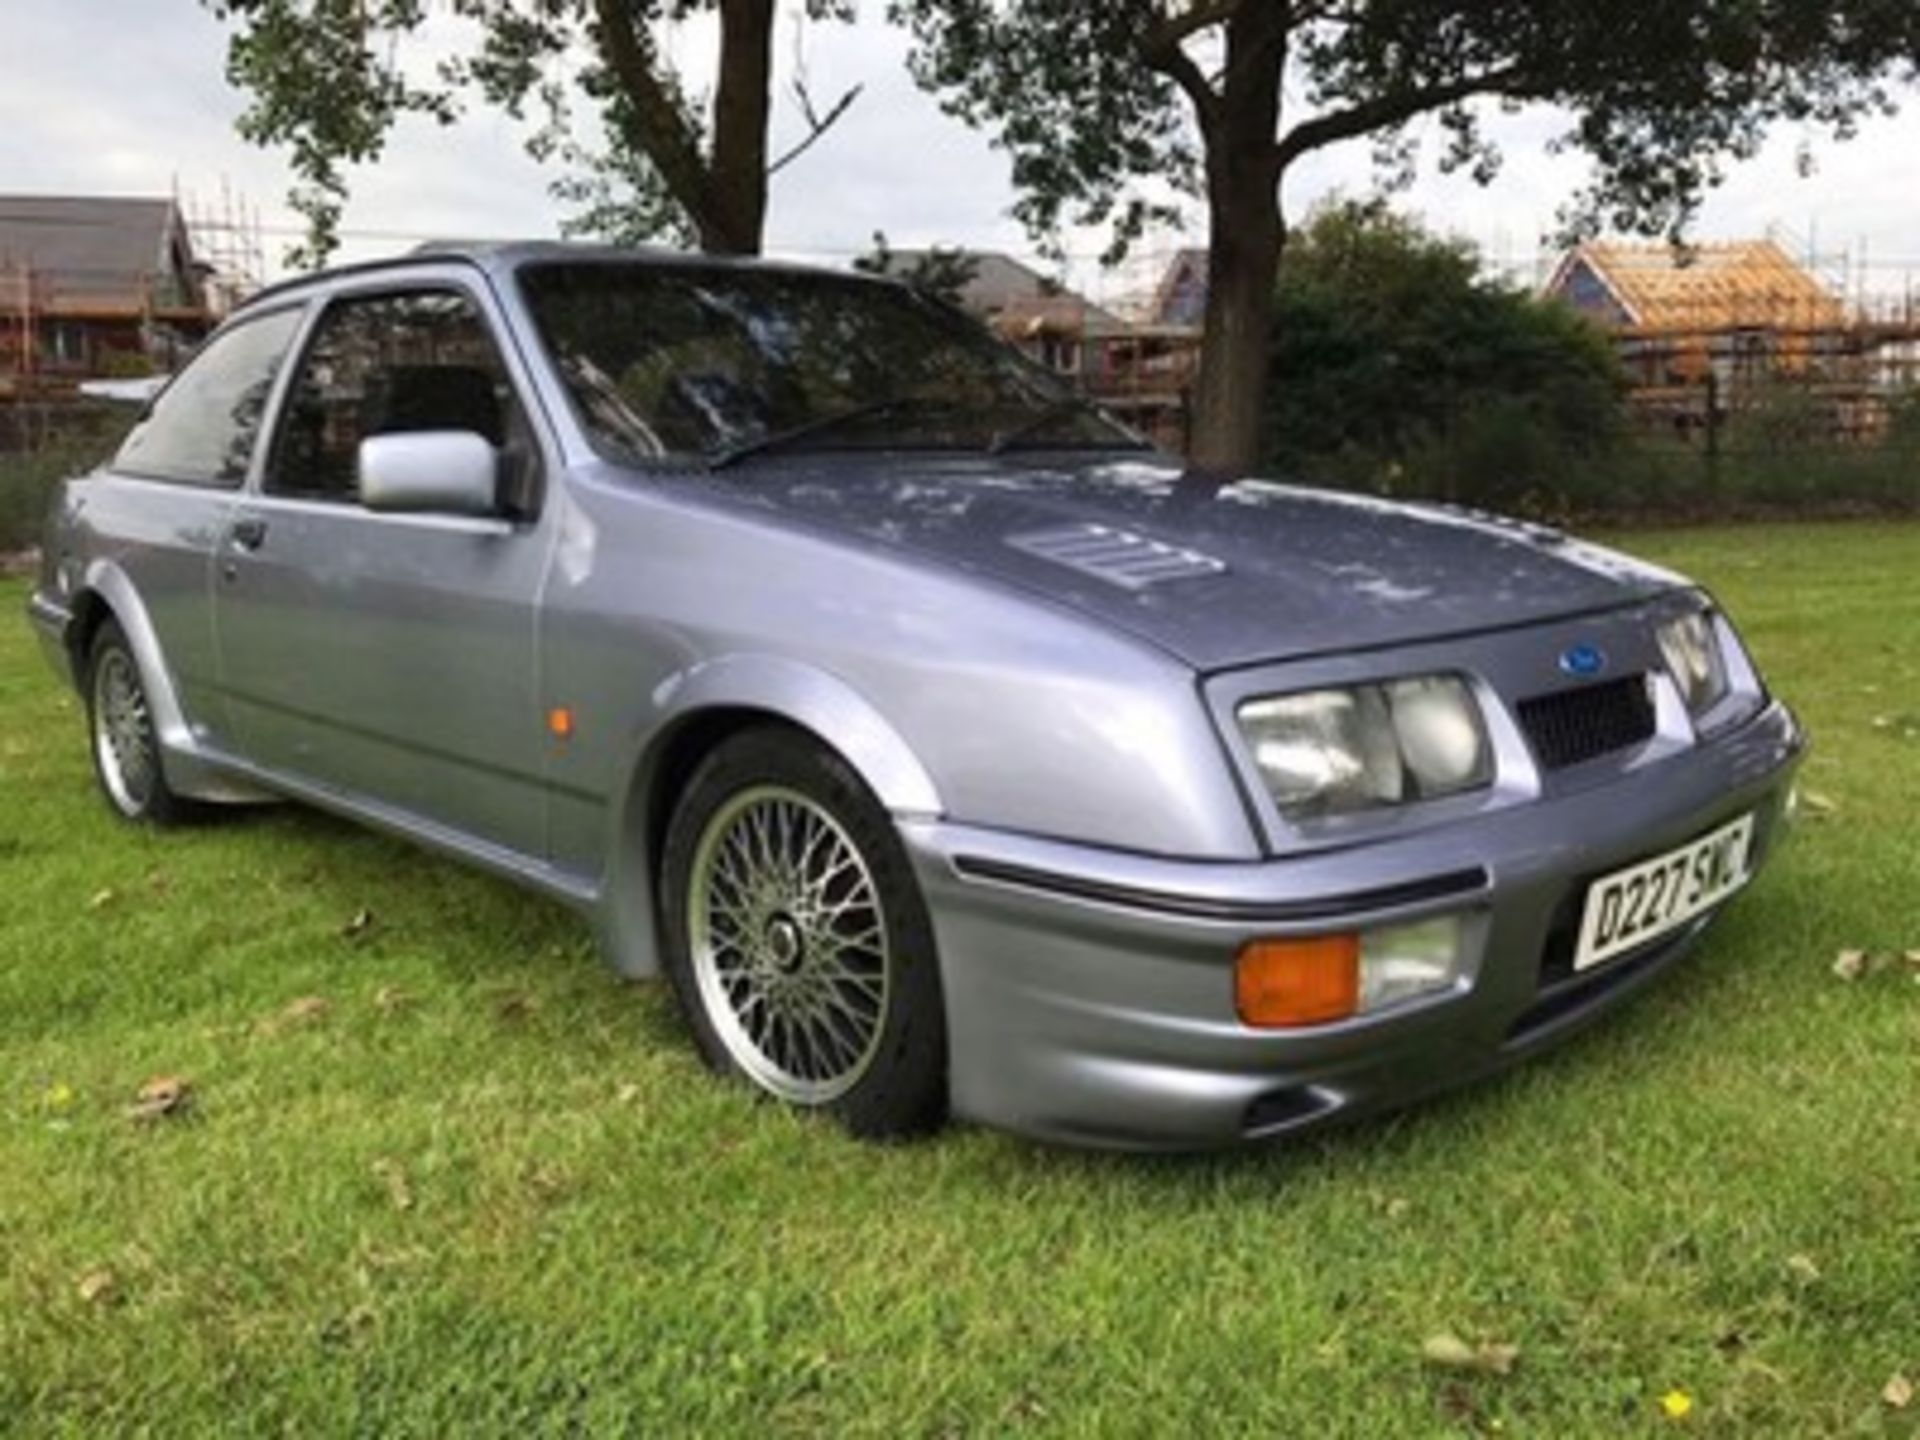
top-left (1572, 814), bottom-right (1755, 973)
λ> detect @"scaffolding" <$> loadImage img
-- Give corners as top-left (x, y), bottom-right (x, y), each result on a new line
top-left (179, 178), bottom-right (266, 318)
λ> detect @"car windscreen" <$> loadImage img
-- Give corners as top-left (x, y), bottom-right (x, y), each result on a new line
top-left (516, 261), bottom-right (1141, 464)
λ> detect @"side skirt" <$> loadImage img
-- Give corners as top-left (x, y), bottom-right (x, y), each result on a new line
top-left (188, 746), bottom-right (604, 915)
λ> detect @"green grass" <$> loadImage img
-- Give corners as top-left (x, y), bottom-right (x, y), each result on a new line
top-left (3, 521), bottom-right (1916, 1436)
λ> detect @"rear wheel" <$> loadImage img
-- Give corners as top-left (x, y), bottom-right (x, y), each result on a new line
top-left (660, 727), bottom-right (947, 1138)
top-left (86, 620), bottom-right (193, 825)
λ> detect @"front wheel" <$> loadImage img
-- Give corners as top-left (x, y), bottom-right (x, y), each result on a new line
top-left (660, 727), bottom-right (948, 1139)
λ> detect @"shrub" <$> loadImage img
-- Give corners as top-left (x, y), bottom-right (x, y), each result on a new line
top-left (0, 404), bottom-right (132, 553)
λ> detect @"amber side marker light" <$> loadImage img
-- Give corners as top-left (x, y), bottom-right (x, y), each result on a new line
top-left (547, 706), bottom-right (575, 740)
top-left (1235, 935), bottom-right (1361, 1028)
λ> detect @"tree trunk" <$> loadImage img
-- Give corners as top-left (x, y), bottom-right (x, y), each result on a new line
top-left (1185, 8), bottom-right (1288, 474)
top-left (1189, 191), bottom-right (1283, 472)
top-left (705, 0), bottom-right (776, 255)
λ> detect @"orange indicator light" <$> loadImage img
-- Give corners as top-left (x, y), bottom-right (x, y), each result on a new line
top-left (1234, 935), bottom-right (1361, 1028)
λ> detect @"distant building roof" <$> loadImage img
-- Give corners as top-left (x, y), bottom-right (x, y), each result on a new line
top-left (883, 249), bottom-right (1048, 313)
top-left (884, 248), bottom-right (1128, 332)
top-left (1150, 248), bottom-right (1209, 328)
top-left (1546, 240), bottom-right (1844, 333)
top-left (0, 195), bottom-right (203, 314)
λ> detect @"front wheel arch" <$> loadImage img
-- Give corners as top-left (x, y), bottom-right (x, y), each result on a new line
top-left (657, 722), bottom-right (949, 1137)
top-left (599, 660), bottom-right (944, 981)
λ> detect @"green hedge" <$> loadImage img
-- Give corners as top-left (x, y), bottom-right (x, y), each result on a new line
top-left (0, 405), bottom-right (132, 553)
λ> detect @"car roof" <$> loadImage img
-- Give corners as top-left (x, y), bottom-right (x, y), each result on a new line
top-left (233, 239), bottom-right (892, 316)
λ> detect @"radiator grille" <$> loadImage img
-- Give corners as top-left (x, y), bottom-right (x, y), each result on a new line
top-left (1517, 675), bottom-right (1656, 771)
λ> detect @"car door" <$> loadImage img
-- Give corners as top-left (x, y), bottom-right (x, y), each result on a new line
top-left (212, 277), bottom-right (555, 857)
top-left (84, 305), bottom-right (306, 749)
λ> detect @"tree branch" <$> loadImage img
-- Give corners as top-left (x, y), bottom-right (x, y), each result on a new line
top-left (1142, 0), bottom-right (1242, 58)
top-left (1286, 0), bottom-right (1361, 27)
top-left (1274, 64), bottom-right (1530, 169)
top-left (767, 80), bottom-right (863, 177)
top-left (1142, 36), bottom-right (1223, 130)
top-left (590, 0), bottom-right (727, 244)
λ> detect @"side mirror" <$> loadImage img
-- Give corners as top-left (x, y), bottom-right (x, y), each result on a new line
top-left (358, 431), bottom-right (499, 516)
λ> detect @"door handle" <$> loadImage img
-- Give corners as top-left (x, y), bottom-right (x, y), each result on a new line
top-left (230, 516), bottom-right (268, 551)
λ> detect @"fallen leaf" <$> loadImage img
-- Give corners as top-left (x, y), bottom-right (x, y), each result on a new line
top-left (340, 908), bottom-right (375, 940)
top-left (1660, 1389), bottom-right (1694, 1420)
top-left (1477, 1342), bottom-right (1519, 1377)
top-left (319, 1302), bottom-right (378, 1345)
top-left (1885, 1374), bottom-right (1914, 1410)
top-left (1785, 1253), bottom-right (1821, 1284)
top-left (1799, 789), bottom-right (1838, 817)
top-left (127, 1075), bottom-right (190, 1123)
top-left (1831, 950), bottom-right (1868, 982)
top-left (87, 888), bottom-right (116, 911)
top-left (615, 1082), bottom-right (642, 1105)
top-left (42, 1082), bottom-right (75, 1113)
top-left (373, 985), bottom-right (415, 1015)
top-left (1904, 949), bottom-right (1920, 973)
top-left (280, 995), bottom-right (330, 1025)
top-left (370, 1158), bottom-right (414, 1213)
top-left (496, 992), bottom-right (537, 1022)
top-left (526, 1162), bottom-right (573, 1201)
top-left (75, 1268), bottom-right (117, 1305)
top-left (1421, 1332), bottom-right (1519, 1376)
top-left (1437, 1381), bottom-right (1481, 1425)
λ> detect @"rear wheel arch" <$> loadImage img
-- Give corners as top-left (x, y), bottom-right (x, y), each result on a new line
top-left (61, 568), bottom-right (274, 807)
top-left (66, 567), bottom-right (185, 738)
top-left (84, 615), bottom-right (198, 824)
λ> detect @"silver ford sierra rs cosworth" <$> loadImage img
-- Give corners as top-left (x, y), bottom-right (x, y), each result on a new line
top-left (28, 243), bottom-right (1805, 1149)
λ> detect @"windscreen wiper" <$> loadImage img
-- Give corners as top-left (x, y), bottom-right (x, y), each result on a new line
top-left (986, 395), bottom-right (1147, 455)
top-left (708, 396), bottom-right (951, 470)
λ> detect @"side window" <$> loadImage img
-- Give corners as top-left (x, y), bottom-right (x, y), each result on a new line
top-left (113, 308), bottom-right (302, 487)
top-left (267, 289), bottom-right (533, 511)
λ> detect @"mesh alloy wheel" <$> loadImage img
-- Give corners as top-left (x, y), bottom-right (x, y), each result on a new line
top-left (686, 784), bottom-right (892, 1104)
top-left (91, 643), bottom-right (158, 817)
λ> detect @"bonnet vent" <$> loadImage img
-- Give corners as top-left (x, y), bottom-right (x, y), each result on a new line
top-left (1007, 522), bottom-right (1227, 591)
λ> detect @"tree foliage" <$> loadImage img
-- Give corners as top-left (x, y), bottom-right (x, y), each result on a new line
top-left (891, 0), bottom-right (1920, 468)
top-left (850, 231), bottom-right (981, 305)
top-left (1265, 199), bottom-right (1622, 507)
top-left (209, 0), bottom-right (859, 264)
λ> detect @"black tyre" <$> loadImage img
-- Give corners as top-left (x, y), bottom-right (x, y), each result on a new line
top-left (660, 726), bottom-right (948, 1139)
top-left (85, 619), bottom-right (195, 825)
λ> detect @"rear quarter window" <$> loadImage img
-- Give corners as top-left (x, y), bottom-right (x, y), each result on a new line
top-left (113, 306), bottom-right (304, 487)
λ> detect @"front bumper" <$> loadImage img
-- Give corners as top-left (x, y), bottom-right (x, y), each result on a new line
top-left (904, 700), bottom-right (1805, 1150)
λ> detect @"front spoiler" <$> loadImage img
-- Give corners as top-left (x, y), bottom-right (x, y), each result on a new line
top-left (903, 700), bottom-right (1805, 1150)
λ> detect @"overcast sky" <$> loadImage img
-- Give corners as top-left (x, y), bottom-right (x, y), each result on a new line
top-left (7, 0), bottom-right (1920, 309)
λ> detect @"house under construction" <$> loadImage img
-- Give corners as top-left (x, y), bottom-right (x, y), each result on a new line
top-left (1545, 239), bottom-right (1920, 445)
top-left (882, 248), bottom-right (1203, 450)
top-left (0, 194), bottom-right (260, 402)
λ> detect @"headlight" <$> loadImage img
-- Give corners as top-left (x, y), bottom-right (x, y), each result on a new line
top-left (1657, 611), bottom-right (1729, 716)
top-left (1237, 674), bottom-right (1492, 821)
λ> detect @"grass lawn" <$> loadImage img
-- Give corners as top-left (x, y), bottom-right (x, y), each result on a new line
top-left (2, 521), bottom-right (1915, 1436)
